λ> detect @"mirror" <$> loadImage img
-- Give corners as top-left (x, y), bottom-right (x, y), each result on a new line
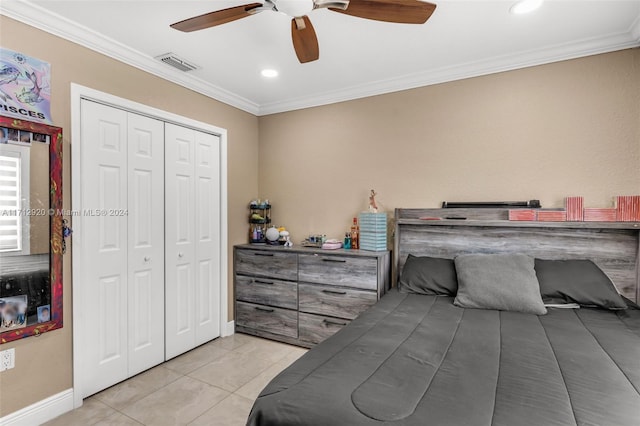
top-left (0, 116), bottom-right (63, 343)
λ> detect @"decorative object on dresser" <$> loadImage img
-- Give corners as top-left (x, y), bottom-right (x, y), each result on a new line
top-left (359, 212), bottom-right (387, 251)
top-left (234, 245), bottom-right (391, 347)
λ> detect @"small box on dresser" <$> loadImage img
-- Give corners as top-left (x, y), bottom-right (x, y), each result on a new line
top-left (359, 212), bottom-right (388, 251)
top-left (234, 245), bottom-right (390, 348)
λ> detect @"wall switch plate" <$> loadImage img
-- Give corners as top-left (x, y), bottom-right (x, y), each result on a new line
top-left (0, 348), bottom-right (15, 371)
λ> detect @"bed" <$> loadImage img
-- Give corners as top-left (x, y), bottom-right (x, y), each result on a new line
top-left (247, 208), bottom-right (640, 426)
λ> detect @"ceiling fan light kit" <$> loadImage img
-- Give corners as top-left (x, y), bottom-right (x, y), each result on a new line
top-left (170, 0), bottom-right (437, 64)
top-left (276, 0), bottom-right (315, 17)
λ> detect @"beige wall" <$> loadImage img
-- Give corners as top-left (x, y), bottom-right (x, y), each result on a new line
top-left (1, 13), bottom-right (639, 420)
top-left (0, 16), bottom-right (259, 416)
top-left (258, 48), bottom-right (640, 240)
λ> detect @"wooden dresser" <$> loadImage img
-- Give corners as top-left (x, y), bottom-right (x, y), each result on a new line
top-left (234, 244), bottom-right (391, 347)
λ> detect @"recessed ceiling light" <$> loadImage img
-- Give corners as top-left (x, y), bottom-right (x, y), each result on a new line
top-left (261, 69), bottom-right (279, 78)
top-left (510, 0), bottom-right (543, 14)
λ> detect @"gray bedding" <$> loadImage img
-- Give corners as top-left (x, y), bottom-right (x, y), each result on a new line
top-left (247, 290), bottom-right (640, 425)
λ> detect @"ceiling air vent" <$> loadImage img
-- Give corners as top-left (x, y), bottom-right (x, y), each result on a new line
top-left (155, 53), bottom-right (200, 72)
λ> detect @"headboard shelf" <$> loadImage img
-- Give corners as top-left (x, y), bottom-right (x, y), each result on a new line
top-left (394, 208), bottom-right (640, 303)
top-left (396, 219), bottom-right (640, 230)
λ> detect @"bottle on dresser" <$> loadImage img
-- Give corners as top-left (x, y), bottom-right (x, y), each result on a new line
top-left (344, 232), bottom-right (352, 249)
top-left (350, 217), bottom-right (359, 250)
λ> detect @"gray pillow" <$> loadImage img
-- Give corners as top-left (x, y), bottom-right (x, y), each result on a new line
top-left (535, 259), bottom-right (627, 310)
top-left (398, 255), bottom-right (458, 296)
top-left (454, 254), bottom-right (547, 315)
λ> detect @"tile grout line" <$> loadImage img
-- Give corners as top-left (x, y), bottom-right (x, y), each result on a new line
top-left (92, 366), bottom-right (187, 412)
top-left (45, 336), bottom-right (301, 426)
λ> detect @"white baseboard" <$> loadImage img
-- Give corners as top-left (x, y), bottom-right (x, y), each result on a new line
top-left (1, 325), bottom-right (235, 425)
top-left (223, 320), bottom-right (235, 337)
top-left (0, 388), bottom-right (74, 426)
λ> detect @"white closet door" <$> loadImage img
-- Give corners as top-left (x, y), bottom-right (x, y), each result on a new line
top-left (127, 113), bottom-right (165, 376)
top-left (165, 123), bottom-right (197, 359)
top-left (194, 132), bottom-right (221, 346)
top-left (165, 124), bottom-right (221, 358)
top-left (80, 101), bottom-right (165, 397)
top-left (80, 100), bottom-right (129, 397)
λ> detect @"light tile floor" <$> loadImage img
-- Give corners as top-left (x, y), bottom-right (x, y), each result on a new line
top-left (44, 334), bottom-right (307, 426)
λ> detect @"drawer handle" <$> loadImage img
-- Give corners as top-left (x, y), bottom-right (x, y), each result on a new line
top-left (254, 253), bottom-right (274, 257)
top-left (322, 258), bottom-right (346, 263)
top-left (323, 319), bottom-right (347, 326)
top-left (322, 289), bottom-right (347, 295)
top-left (253, 279), bottom-right (274, 285)
top-left (254, 306), bottom-right (275, 313)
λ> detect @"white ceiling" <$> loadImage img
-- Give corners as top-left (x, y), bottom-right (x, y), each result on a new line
top-left (2, 0), bottom-right (640, 115)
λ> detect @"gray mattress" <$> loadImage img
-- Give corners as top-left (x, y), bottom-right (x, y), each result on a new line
top-left (247, 290), bottom-right (640, 426)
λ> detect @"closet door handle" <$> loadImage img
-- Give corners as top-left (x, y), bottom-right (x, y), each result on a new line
top-left (322, 258), bottom-right (346, 263)
top-left (254, 253), bottom-right (274, 257)
top-left (253, 279), bottom-right (274, 285)
top-left (144, 256), bottom-right (151, 262)
top-left (323, 319), bottom-right (347, 327)
top-left (178, 252), bottom-right (184, 258)
top-left (255, 306), bottom-right (274, 313)
top-left (322, 289), bottom-right (347, 295)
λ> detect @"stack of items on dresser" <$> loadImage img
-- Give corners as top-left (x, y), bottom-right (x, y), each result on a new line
top-left (358, 212), bottom-right (387, 251)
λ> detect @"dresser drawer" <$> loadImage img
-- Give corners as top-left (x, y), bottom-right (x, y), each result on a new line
top-left (235, 249), bottom-right (298, 281)
top-left (236, 301), bottom-right (298, 338)
top-left (298, 254), bottom-right (377, 290)
top-left (299, 283), bottom-right (377, 320)
top-left (235, 275), bottom-right (297, 310)
top-left (299, 312), bottom-right (350, 345)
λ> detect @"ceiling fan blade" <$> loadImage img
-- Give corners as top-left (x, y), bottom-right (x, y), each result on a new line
top-left (291, 16), bottom-right (320, 64)
top-left (171, 3), bottom-right (263, 32)
top-left (329, 0), bottom-right (436, 24)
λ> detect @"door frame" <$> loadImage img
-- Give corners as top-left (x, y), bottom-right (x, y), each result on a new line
top-left (70, 83), bottom-right (229, 408)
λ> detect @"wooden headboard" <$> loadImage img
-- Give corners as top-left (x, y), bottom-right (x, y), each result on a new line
top-left (394, 208), bottom-right (640, 303)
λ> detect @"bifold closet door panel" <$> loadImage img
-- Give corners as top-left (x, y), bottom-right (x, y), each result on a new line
top-left (194, 131), bottom-right (221, 346)
top-left (80, 100), bottom-right (129, 397)
top-left (165, 123), bottom-right (197, 359)
top-left (80, 100), bottom-right (166, 397)
top-left (165, 124), bottom-right (221, 359)
top-left (127, 112), bottom-right (165, 376)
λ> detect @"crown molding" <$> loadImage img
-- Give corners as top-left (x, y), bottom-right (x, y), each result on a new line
top-left (0, 0), bottom-right (260, 115)
top-left (2, 0), bottom-right (639, 117)
top-left (257, 28), bottom-right (640, 115)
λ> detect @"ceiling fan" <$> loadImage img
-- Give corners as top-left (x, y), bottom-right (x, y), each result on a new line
top-left (170, 0), bottom-right (437, 64)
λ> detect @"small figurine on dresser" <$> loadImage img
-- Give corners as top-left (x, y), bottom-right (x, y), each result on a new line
top-left (369, 189), bottom-right (378, 213)
top-left (278, 227), bottom-right (293, 247)
top-left (283, 231), bottom-right (293, 247)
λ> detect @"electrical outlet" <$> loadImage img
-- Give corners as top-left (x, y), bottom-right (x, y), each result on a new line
top-left (0, 348), bottom-right (15, 371)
